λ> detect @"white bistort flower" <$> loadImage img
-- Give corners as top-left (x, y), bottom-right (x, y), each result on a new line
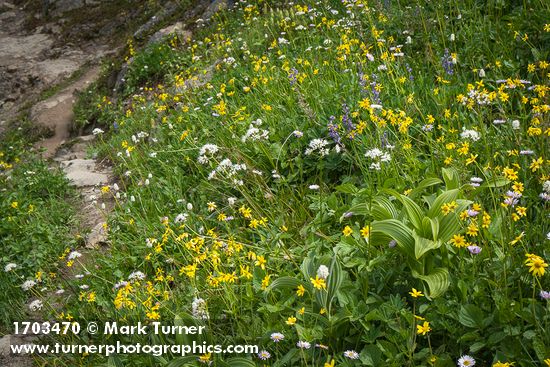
top-left (317, 265), bottom-right (329, 280)
top-left (460, 129), bottom-right (480, 141)
top-left (192, 297), bottom-right (210, 320)
top-left (22, 280), bottom-right (37, 291)
top-left (28, 300), bottom-right (43, 311)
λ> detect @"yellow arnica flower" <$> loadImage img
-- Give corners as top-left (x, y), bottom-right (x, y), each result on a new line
top-left (525, 253), bottom-right (548, 277)
top-left (493, 362), bottom-right (514, 367)
top-left (286, 316), bottom-right (297, 325)
top-left (342, 226), bottom-right (353, 236)
top-left (409, 288), bottom-right (424, 298)
top-left (310, 276), bottom-right (327, 290)
top-left (296, 284), bottom-right (306, 297)
top-left (416, 321), bottom-right (431, 335)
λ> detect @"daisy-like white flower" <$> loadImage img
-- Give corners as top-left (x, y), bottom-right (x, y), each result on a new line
top-left (458, 355), bottom-right (476, 367)
top-left (270, 332), bottom-right (284, 342)
top-left (344, 350), bottom-right (360, 359)
top-left (257, 351), bottom-right (271, 360)
top-left (309, 184), bottom-right (320, 190)
top-left (67, 251), bottom-right (82, 260)
top-left (4, 263), bottom-right (17, 272)
top-left (296, 341), bottom-right (311, 349)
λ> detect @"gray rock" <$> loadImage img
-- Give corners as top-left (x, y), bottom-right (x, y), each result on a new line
top-left (148, 22), bottom-right (191, 45)
top-left (61, 159), bottom-right (111, 187)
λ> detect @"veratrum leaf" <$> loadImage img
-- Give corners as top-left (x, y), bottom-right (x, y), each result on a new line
top-left (427, 189), bottom-right (459, 218)
top-left (442, 167), bottom-right (460, 190)
top-left (412, 267), bottom-right (449, 298)
top-left (371, 196), bottom-right (399, 220)
top-left (264, 276), bottom-right (306, 294)
top-left (395, 193), bottom-right (425, 232)
top-left (413, 230), bottom-right (442, 260)
top-left (408, 177), bottom-right (442, 199)
top-left (370, 219), bottom-right (414, 258)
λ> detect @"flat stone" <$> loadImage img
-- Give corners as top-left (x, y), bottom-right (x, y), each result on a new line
top-left (86, 221), bottom-right (108, 248)
top-left (61, 159), bottom-right (110, 187)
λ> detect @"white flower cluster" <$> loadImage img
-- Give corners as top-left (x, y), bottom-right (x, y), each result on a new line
top-left (22, 280), bottom-right (36, 291)
top-left (128, 271), bottom-right (146, 281)
top-left (197, 144), bottom-right (219, 164)
top-left (241, 119), bottom-right (269, 142)
top-left (174, 213), bottom-right (189, 224)
top-left (365, 148), bottom-right (391, 170)
top-left (4, 263), bottom-right (17, 272)
top-left (460, 129), bottom-right (480, 141)
top-left (29, 299), bottom-right (43, 311)
top-left (192, 297), bottom-right (209, 320)
top-left (459, 89), bottom-right (491, 105)
top-left (305, 138), bottom-right (330, 156)
top-left (207, 158), bottom-right (247, 183)
top-left (317, 265), bottom-right (329, 280)
top-left (540, 180), bottom-right (550, 202)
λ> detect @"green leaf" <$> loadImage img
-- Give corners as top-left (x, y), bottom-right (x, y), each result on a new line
top-left (107, 355), bottom-right (124, 367)
top-left (395, 193), bottom-right (425, 232)
top-left (335, 183), bottom-right (358, 194)
top-left (226, 357), bottom-right (256, 367)
top-left (413, 230), bottom-right (442, 260)
top-left (346, 202), bottom-right (370, 216)
top-left (442, 167), bottom-right (460, 190)
top-left (427, 189), bottom-right (459, 218)
top-left (371, 196), bottom-right (399, 220)
top-left (458, 304), bottom-right (485, 328)
top-left (480, 176), bottom-right (510, 188)
top-left (412, 267), bottom-right (449, 298)
top-left (370, 219), bottom-right (414, 257)
top-left (264, 276), bottom-right (306, 294)
top-left (166, 356), bottom-right (200, 367)
top-left (273, 348), bottom-right (299, 367)
top-left (408, 177), bottom-right (442, 199)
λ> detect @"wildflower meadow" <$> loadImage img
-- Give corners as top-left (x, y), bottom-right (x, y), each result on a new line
top-left (1, 0), bottom-right (549, 366)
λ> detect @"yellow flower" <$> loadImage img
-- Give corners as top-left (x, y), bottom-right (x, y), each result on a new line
top-left (298, 307), bottom-right (305, 315)
top-left (324, 359), bottom-right (335, 367)
top-left (544, 358), bottom-right (550, 367)
top-left (296, 284), bottom-right (306, 297)
top-left (509, 232), bottom-right (524, 246)
top-left (10, 201), bottom-right (18, 209)
top-left (255, 255), bottom-right (266, 269)
top-left (450, 234), bottom-right (467, 248)
top-left (416, 321), bottom-right (431, 335)
top-left (482, 212), bottom-right (491, 228)
top-left (342, 226), bottom-right (353, 236)
top-left (360, 225), bottom-right (370, 239)
top-left (530, 157), bottom-right (544, 172)
top-left (261, 274), bottom-right (271, 290)
top-left (441, 201), bottom-right (458, 215)
top-left (198, 353), bottom-right (211, 363)
top-left (310, 276), bottom-right (327, 290)
top-left (207, 202), bottom-right (217, 211)
top-left (503, 166), bottom-right (519, 180)
top-left (409, 288), bottom-right (424, 298)
top-left (525, 253), bottom-right (548, 277)
top-left (466, 223), bottom-right (479, 237)
top-left (493, 362), bottom-right (514, 367)
top-left (286, 316), bottom-right (297, 325)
